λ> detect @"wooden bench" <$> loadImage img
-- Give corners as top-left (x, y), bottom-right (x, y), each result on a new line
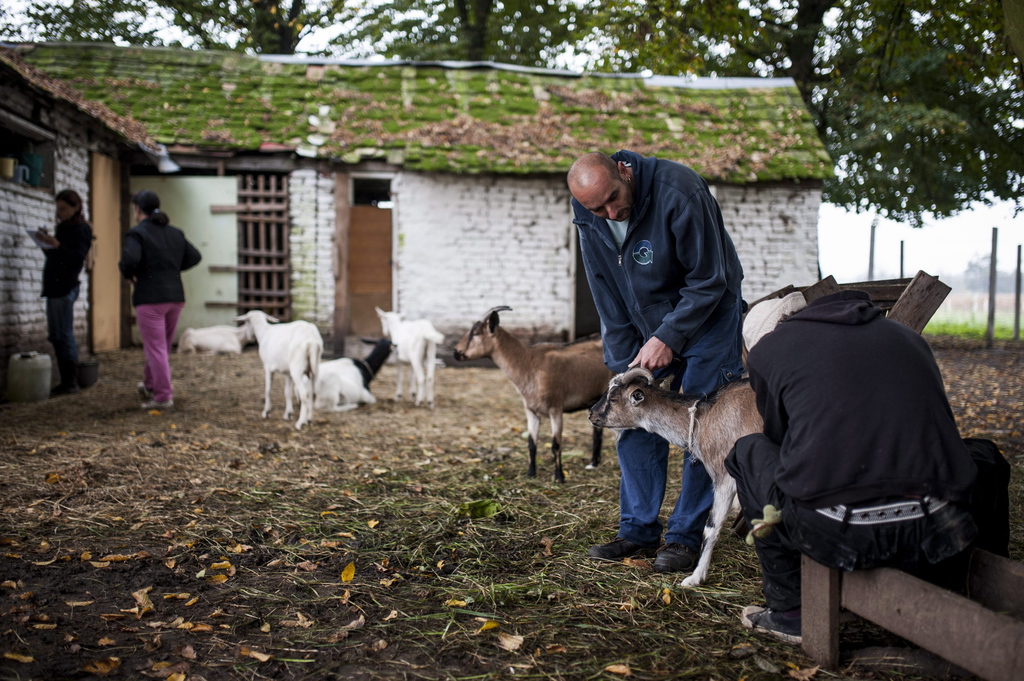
top-left (758, 272), bottom-right (1024, 678)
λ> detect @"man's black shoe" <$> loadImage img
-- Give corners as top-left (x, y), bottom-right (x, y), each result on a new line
top-left (587, 537), bottom-right (658, 561)
top-left (652, 543), bottom-right (699, 572)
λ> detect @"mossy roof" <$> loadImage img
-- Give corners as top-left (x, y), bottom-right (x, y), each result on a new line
top-left (18, 42), bottom-right (833, 183)
top-left (1, 46), bottom-right (156, 149)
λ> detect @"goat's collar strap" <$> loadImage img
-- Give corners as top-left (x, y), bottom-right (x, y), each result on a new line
top-left (686, 396), bottom-right (703, 453)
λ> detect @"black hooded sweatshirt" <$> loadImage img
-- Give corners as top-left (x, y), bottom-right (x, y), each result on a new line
top-left (119, 218), bottom-right (202, 306)
top-left (746, 290), bottom-right (977, 508)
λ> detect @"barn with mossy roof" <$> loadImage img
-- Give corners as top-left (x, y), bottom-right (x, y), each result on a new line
top-left (15, 42), bottom-right (833, 353)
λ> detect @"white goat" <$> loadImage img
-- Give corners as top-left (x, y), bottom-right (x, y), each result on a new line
top-left (235, 311), bottom-right (323, 429)
top-left (589, 368), bottom-right (762, 587)
top-left (375, 307), bottom-right (444, 408)
top-left (453, 306), bottom-right (613, 483)
top-left (314, 338), bottom-right (392, 412)
top-left (177, 325), bottom-right (252, 355)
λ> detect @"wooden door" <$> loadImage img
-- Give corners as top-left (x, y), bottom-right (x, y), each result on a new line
top-left (88, 152), bottom-right (122, 352)
top-left (348, 205), bottom-right (392, 337)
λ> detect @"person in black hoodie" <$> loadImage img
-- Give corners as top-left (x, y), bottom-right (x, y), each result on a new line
top-left (39, 189), bottom-right (93, 396)
top-left (119, 190), bottom-right (202, 409)
top-left (726, 290), bottom-right (1009, 644)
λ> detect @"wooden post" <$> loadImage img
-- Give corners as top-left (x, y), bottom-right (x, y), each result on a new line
top-left (987, 228), bottom-right (998, 349)
top-left (868, 217), bottom-right (878, 280)
top-left (900, 240), bottom-right (905, 279)
top-left (1014, 245), bottom-right (1021, 342)
top-left (801, 556), bottom-right (841, 668)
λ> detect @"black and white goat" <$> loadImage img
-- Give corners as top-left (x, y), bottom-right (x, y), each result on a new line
top-left (315, 338), bottom-right (392, 412)
top-left (589, 368), bottom-right (762, 586)
top-left (453, 306), bottom-right (614, 483)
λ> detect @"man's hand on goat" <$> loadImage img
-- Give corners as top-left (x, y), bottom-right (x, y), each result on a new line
top-left (629, 336), bottom-right (674, 371)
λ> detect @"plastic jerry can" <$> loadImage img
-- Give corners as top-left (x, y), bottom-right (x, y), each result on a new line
top-left (6, 351), bottom-right (52, 402)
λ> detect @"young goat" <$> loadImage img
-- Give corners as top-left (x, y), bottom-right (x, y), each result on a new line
top-left (177, 324), bottom-right (252, 355)
top-left (589, 367), bottom-right (762, 586)
top-left (235, 311), bottom-right (323, 429)
top-left (453, 306), bottom-right (614, 483)
top-left (375, 307), bottom-right (444, 408)
top-left (315, 338), bottom-right (392, 412)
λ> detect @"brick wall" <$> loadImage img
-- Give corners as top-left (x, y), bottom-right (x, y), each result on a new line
top-left (391, 172), bottom-right (575, 340)
top-left (717, 183), bottom-right (822, 300)
top-left (288, 168), bottom-right (335, 334)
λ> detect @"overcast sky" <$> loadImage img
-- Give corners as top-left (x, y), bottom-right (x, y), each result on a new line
top-left (817, 200), bottom-right (1024, 284)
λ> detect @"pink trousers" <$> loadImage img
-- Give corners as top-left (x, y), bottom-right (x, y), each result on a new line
top-left (136, 303), bottom-right (184, 403)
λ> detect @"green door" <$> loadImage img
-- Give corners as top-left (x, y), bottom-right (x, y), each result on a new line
top-left (129, 177), bottom-right (239, 340)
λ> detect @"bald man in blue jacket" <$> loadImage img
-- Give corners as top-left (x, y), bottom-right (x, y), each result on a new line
top-left (569, 150), bottom-right (745, 573)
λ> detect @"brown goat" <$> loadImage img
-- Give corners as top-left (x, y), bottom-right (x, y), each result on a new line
top-left (589, 367), bottom-right (762, 586)
top-left (453, 306), bottom-right (614, 483)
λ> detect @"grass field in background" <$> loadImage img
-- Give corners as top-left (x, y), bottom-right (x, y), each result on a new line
top-left (925, 292), bottom-right (1023, 339)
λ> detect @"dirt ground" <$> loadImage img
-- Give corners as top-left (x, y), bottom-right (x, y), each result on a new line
top-left (0, 337), bottom-right (1022, 681)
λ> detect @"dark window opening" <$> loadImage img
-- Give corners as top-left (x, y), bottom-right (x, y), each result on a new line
top-left (0, 117), bottom-right (56, 190)
top-left (353, 178), bottom-right (391, 207)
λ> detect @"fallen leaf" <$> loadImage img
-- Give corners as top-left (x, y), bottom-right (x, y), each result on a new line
top-left (45, 472), bottom-right (63, 484)
top-left (65, 600), bottom-right (94, 607)
top-left (371, 639), bottom-right (388, 651)
top-left (661, 588), bottom-right (672, 605)
top-left (341, 562), bottom-right (355, 583)
top-left (100, 554), bottom-right (131, 562)
top-left (335, 531), bottom-right (355, 538)
top-left (163, 593), bottom-right (191, 601)
top-left (1, 580), bottom-right (17, 589)
top-left (98, 637), bottom-right (116, 646)
top-left (32, 558), bottom-right (56, 566)
top-left (497, 632), bottom-right (524, 651)
top-left (540, 536), bottom-right (554, 556)
top-left (367, 519), bottom-right (380, 528)
top-left (605, 663), bottom-right (632, 676)
top-left (132, 587), bottom-right (154, 617)
top-left (383, 610), bottom-right (398, 621)
top-left (184, 598), bottom-right (198, 607)
top-left (164, 558), bottom-right (176, 569)
top-left (295, 561), bottom-right (317, 572)
top-left (211, 561), bottom-right (232, 569)
top-left (260, 622), bottom-right (271, 633)
top-left (789, 666), bottom-right (820, 680)
top-left (178, 644), bottom-right (197, 659)
top-left (3, 652), bottom-right (34, 663)
top-left (546, 644), bottom-right (567, 653)
top-left (31, 623), bottom-right (56, 630)
top-left (190, 623), bottom-right (213, 632)
top-left (445, 598), bottom-right (467, 607)
top-left (240, 646), bottom-right (273, 662)
top-left (167, 673), bottom-right (186, 681)
top-left (206, 574), bottom-right (228, 584)
top-left (90, 561), bottom-right (111, 568)
top-left (341, 614), bottom-right (365, 630)
top-left (227, 544), bottom-right (252, 553)
top-left (475, 619), bottom-right (500, 634)
top-left (81, 657), bottom-right (121, 675)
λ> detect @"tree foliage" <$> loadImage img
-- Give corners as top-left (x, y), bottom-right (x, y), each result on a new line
top-left (1, 0), bottom-right (343, 54)
top-left (588, 0), bottom-right (1024, 224)
top-left (330, 0), bottom-right (592, 65)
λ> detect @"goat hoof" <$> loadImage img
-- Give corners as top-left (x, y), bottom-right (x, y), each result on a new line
top-left (680, 574), bottom-right (702, 588)
top-left (585, 464), bottom-right (597, 470)
top-left (261, 412), bottom-right (270, 419)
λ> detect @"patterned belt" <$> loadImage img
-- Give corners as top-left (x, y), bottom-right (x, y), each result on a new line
top-left (815, 497), bottom-right (948, 525)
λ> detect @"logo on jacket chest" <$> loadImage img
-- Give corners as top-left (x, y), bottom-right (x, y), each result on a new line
top-left (632, 240), bottom-right (654, 266)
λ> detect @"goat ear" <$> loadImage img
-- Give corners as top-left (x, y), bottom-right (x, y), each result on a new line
top-left (629, 388), bottom-right (645, 405)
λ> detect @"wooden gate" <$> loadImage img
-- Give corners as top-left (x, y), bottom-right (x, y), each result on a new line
top-left (237, 174), bottom-right (290, 320)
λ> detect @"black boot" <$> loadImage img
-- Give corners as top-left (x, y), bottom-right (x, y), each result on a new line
top-left (50, 358), bottom-right (80, 396)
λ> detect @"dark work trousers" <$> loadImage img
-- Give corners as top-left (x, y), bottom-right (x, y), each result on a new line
top-left (724, 434), bottom-right (1007, 612)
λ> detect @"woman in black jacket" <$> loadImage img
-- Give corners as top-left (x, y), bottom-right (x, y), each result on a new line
top-left (119, 190), bottom-right (202, 409)
top-left (39, 189), bottom-right (93, 396)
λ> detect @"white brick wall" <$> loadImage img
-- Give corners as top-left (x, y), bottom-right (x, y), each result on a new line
top-left (717, 183), bottom-right (822, 300)
top-left (288, 168), bottom-right (335, 334)
top-left (0, 105), bottom-right (107, 394)
top-left (392, 173), bottom-right (575, 339)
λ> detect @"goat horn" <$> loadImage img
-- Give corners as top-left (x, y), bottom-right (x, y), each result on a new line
top-left (616, 366), bottom-right (655, 386)
top-left (483, 306), bottom-right (512, 319)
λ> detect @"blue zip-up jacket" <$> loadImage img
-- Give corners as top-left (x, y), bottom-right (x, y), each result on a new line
top-left (573, 151), bottom-right (743, 373)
